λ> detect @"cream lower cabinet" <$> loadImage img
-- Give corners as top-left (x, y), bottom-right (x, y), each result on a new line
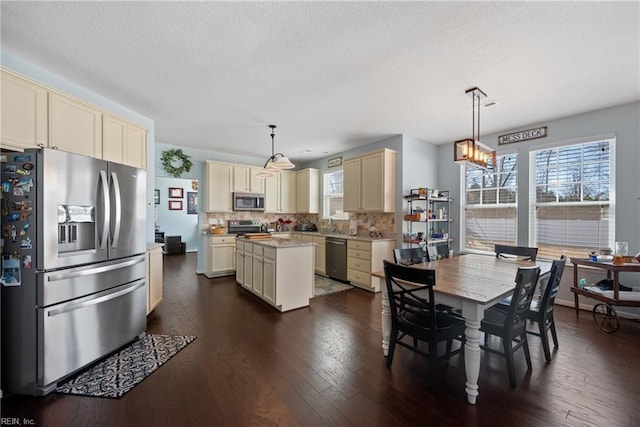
top-left (297, 233), bottom-right (324, 275)
top-left (206, 161), bottom-right (234, 212)
top-left (146, 245), bottom-right (164, 314)
top-left (235, 240), bottom-right (246, 286)
top-left (347, 239), bottom-right (394, 292)
top-left (205, 235), bottom-right (236, 278)
top-left (49, 92), bottom-right (102, 158)
top-left (236, 240), bottom-right (313, 311)
top-left (1, 69), bottom-right (48, 150)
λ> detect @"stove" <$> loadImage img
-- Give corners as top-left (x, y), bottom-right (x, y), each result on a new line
top-left (227, 219), bottom-right (262, 235)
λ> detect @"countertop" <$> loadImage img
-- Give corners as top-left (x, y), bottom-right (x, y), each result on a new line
top-left (147, 242), bottom-right (164, 251)
top-left (202, 231), bottom-right (396, 242)
top-left (283, 231), bottom-right (396, 242)
top-left (238, 236), bottom-right (314, 248)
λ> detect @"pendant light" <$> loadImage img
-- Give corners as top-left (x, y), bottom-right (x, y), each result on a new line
top-left (256, 124), bottom-right (295, 178)
top-left (453, 87), bottom-right (496, 169)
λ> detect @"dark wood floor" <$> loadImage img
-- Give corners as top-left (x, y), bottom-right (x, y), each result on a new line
top-left (2, 253), bottom-right (639, 426)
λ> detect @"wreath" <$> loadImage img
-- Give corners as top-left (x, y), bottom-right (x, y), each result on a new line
top-left (161, 149), bottom-right (192, 178)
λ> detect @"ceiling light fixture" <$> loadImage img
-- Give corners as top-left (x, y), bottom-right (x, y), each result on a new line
top-left (454, 87), bottom-right (496, 169)
top-left (256, 124), bottom-right (295, 178)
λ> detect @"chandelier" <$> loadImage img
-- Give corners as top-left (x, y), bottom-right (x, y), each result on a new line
top-left (453, 87), bottom-right (496, 169)
top-left (256, 124), bottom-right (295, 178)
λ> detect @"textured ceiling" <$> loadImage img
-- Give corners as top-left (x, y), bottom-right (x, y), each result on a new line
top-left (2, 2), bottom-right (639, 163)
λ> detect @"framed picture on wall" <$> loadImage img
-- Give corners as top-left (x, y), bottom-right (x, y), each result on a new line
top-left (169, 187), bottom-right (183, 198)
top-left (154, 189), bottom-right (160, 205)
top-left (169, 200), bottom-right (183, 210)
top-left (187, 192), bottom-right (198, 215)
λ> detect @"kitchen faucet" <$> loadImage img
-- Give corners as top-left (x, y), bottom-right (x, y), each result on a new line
top-left (328, 217), bottom-right (337, 233)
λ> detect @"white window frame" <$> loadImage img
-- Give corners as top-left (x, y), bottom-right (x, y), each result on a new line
top-left (460, 152), bottom-right (518, 254)
top-left (323, 169), bottom-right (349, 220)
top-left (528, 134), bottom-right (616, 260)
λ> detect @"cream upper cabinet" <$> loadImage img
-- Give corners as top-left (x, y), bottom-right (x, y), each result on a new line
top-left (343, 149), bottom-right (396, 212)
top-left (102, 114), bottom-right (126, 163)
top-left (206, 161), bottom-right (233, 212)
top-left (265, 171), bottom-right (296, 213)
top-left (1, 69), bottom-right (48, 150)
top-left (124, 123), bottom-right (147, 169)
top-left (103, 114), bottom-right (147, 169)
top-left (49, 92), bottom-right (102, 157)
top-left (296, 168), bottom-right (320, 214)
top-left (343, 157), bottom-right (362, 213)
top-left (233, 165), bottom-right (265, 194)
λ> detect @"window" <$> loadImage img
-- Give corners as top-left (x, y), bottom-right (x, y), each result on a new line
top-left (462, 154), bottom-right (518, 252)
top-left (530, 138), bottom-right (615, 259)
top-left (323, 170), bottom-right (349, 220)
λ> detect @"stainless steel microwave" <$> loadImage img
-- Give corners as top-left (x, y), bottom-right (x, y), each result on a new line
top-left (233, 192), bottom-right (265, 211)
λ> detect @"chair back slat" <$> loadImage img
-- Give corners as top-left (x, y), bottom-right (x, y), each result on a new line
top-left (383, 260), bottom-right (437, 330)
top-left (505, 266), bottom-right (541, 334)
top-left (495, 244), bottom-right (538, 261)
top-left (540, 256), bottom-right (567, 317)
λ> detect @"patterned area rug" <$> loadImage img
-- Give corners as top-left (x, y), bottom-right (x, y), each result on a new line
top-left (314, 275), bottom-right (353, 297)
top-left (56, 334), bottom-right (196, 399)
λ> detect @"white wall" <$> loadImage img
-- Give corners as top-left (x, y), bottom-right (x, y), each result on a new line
top-left (155, 177), bottom-right (199, 252)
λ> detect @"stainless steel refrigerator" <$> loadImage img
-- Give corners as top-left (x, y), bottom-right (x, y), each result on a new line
top-left (1, 148), bottom-right (147, 395)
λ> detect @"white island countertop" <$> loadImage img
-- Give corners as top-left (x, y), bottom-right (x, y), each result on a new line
top-left (237, 236), bottom-right (314, 248)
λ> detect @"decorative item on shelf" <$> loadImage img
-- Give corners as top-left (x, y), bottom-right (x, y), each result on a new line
top-left (453, 87), bottom-right (497, 169)
top-left (256, 124), bottom-right (295, 178)
top-left (161, 149), bottom-right (192, 178)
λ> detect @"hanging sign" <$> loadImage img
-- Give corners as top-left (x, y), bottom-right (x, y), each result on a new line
top-left (498, 126), bottom-right (547, 145)
top-left (327, 156), bottom-right (342, 168)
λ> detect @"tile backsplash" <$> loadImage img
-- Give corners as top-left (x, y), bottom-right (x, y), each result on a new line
top-left (203, 212), bottom-right (395, 236)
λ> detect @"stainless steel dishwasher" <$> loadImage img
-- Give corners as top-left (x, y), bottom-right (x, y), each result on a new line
top-left (325, 236), bottom-right (348, 282)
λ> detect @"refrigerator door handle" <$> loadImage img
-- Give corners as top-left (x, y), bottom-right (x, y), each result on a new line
top-left (46, 256), bottom-right (145, 282)
top-left (99, 170), bottom-right (110, 250)
top-left (110, 171), bottom-right (122, 248)
top-left (46, 279), bottom-right (145, 317)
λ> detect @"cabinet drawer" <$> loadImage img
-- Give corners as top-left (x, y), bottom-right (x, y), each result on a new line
top-left (210, 235), bottom-right (236, 245)
top-left (264, 247), bottom-right (276, 260)
top-left (347, 269), bottom-right (371, 286)
top-left (348, 249), bottom-right (370, 261)
top-left (252, 245), bottom-right (264, 257)
top-left (312, 236), bottom-right (325, 245)
top-left (348, 257), bottom-right (371, 272)
top-left (348, 240), bottom-right (371, 252)
top-left (243, 242), bottom-right (253, 254)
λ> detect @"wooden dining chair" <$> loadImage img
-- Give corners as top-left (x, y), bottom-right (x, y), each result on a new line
top-left (393, 248), bottom-right (459, 316)
top-left (525, 256), bottom-right (567, 362)
top-left (383, 260), bottom-right (466, 392)
top-left (480, 266), bottom-right (541, 388)
top-left (495, 244), bottom-right (539, 261)
top-left (393, 248), bottom-right (428, 266)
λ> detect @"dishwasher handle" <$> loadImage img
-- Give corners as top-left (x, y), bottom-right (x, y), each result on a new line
top-left (326, 238), bottom-right (347, 245)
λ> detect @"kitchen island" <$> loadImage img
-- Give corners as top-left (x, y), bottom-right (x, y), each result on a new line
top-left (235, 237), bottom-right (314, 312)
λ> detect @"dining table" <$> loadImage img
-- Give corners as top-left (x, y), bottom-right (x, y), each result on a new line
top-left (371, 253), bottom-right (550, 404)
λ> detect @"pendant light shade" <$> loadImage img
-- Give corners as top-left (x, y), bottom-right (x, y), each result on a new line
top-left (258, 124), bottom-right (295, 178)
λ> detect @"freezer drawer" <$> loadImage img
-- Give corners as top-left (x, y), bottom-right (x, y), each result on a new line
top-left (37, 278), bottom-right (146, 388)
top-left (38, 255), bottom-right (146, 307)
